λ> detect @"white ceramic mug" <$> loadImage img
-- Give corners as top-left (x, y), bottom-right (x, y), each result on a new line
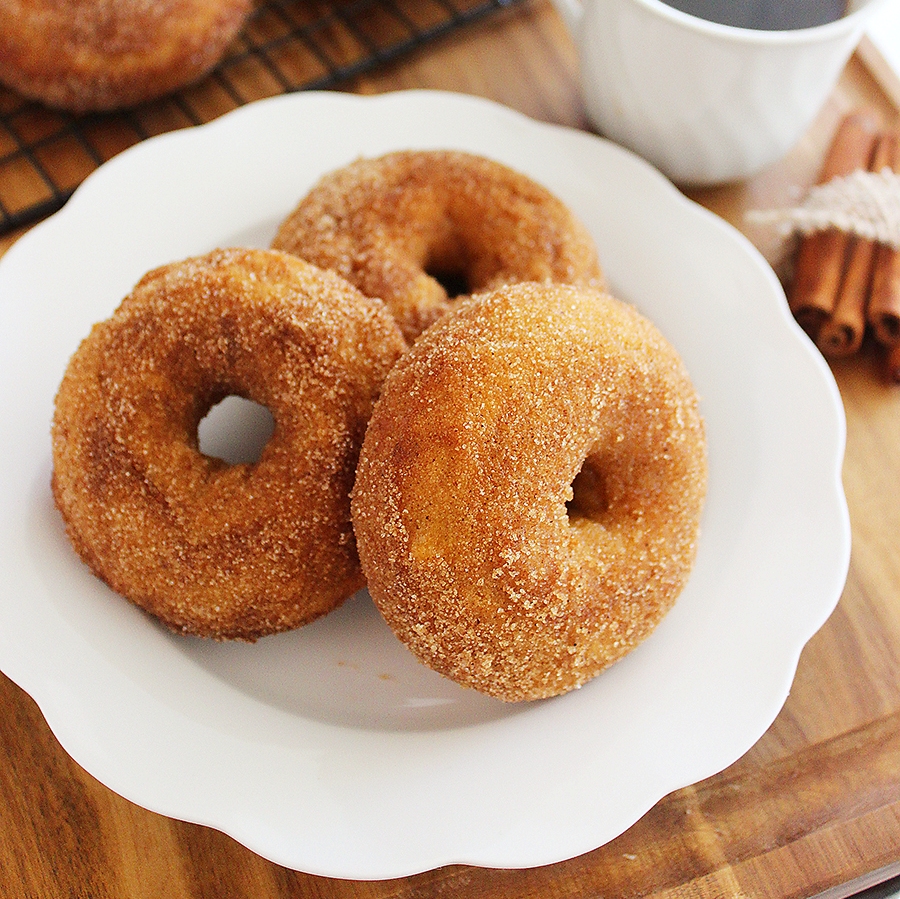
top-left (551, 0), bottom-right (891, 184)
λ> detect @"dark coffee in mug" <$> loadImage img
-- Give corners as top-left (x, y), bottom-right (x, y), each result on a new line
top-left (659, 0), bottom-right (847, 30)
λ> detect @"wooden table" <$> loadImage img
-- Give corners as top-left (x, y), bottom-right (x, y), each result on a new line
top-left (2, 2), bottom-right (900, 896)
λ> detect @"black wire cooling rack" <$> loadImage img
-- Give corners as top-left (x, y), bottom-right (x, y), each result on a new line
top-left (0, 0), bottom-right (524, 236)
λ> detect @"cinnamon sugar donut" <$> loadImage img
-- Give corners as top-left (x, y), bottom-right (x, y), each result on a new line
top-left (51, 248), bottom-right (405, 639)
top-left (351, 282), bottom-right (707, 701)
top-left (0, 0), bottom-right (251, 112)
top-left (272, 150), bottom-right (604, 342)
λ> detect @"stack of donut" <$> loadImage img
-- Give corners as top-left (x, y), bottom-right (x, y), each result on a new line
top-left (52, 150), bottom-right (707, 702)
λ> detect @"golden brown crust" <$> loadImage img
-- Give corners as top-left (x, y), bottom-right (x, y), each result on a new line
top-left (351, 282), bottom-right (707, 702)
top-left (51, 248), bottom-right (406, 639)
top-left (272, 151), bottom-right (604, 343)
top-left (0, 0), bottom-right (251, 111)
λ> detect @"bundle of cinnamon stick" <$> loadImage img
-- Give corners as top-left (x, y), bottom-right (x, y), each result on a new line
top-left (790, 112), bottom-right (900, 381)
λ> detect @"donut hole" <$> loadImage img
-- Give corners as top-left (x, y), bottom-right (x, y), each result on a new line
top-left (427, 266), bottom-right (471, 299)
top-left (566, 456), bottom-right (610, 523)
top-left (197, 394), bottom-right (275, 465)
top-left (423, 233), bottom-right (471, 299)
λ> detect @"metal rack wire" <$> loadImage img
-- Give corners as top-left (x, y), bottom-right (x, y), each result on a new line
top-left (0, 0), bottom-right (524, 236)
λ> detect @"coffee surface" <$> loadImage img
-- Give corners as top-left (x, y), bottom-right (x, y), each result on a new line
top-left (659, 0), bottom-right (846, 30)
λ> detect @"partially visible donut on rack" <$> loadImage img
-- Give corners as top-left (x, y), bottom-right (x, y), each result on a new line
top-left (0, 0), bottom-right (252, 112)
top-left (272, 150), bottom-right (605, 343)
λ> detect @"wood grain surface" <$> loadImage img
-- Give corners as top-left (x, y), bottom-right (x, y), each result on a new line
top-left (3, 2), bottom-right (900, 896)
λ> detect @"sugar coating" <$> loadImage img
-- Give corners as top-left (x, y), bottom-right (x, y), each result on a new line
top-left (51, 247), bottom-right (406, 639)
top-left (272, 150), bottom-right (604, 343)
top-left (0, 0), bottom-right (251, 112)
top-left (351, 282), bottom-right (708, 702)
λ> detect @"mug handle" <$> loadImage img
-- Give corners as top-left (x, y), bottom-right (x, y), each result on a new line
top-left (549, 0), bottom-right (584, 35)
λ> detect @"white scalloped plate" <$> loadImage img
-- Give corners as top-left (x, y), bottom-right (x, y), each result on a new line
top-left (0, 90), bottom-right (849, 879)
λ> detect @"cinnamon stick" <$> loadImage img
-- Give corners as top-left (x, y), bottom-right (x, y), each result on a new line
top-left (789, 113), bottom-right (880, 338)
top-left (817, 133), bottom-right (892, 357)
top-left (816, 235), bottom-right (873, 356)
top-left (867, 131), bottom-right (900, 347)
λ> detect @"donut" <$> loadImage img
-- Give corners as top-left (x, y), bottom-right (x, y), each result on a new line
top-left (51, 248), bottom-right (406, 640)
top-left (0, 0), bottom-right (251, 112)
top-left (272, 150), bottom-right (604, 343)
top-left (351, 282), bottom-right (707, 702)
